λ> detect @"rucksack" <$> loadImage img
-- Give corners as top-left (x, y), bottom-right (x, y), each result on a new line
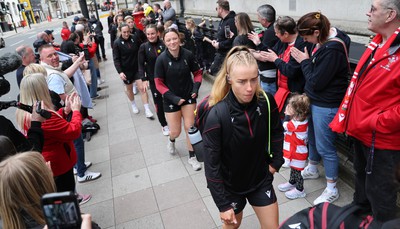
top-left (279, 202), bottom-right (382, 229)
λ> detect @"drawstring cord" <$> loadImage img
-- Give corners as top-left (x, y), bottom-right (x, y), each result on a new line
top-left (365, 130), bottom-right (376, 175)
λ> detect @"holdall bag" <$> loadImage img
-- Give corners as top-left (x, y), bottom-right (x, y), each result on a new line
top-left (279, 202), bottom-right (382, 229)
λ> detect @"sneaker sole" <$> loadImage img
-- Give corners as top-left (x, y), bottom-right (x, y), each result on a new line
top-left (79, 196), bottom-right (92, 205)
top-left (77, 174), bottom-right (102, 183)
top-left (286, 192), bottom-right (306, 199)
top-left (278, 186), bottom-right (296, 192)
top-left (313, 193), bottom-right (340, 205)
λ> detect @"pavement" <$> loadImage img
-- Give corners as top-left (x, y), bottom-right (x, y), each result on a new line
top-left (2, 14), bottom-right (355, 229)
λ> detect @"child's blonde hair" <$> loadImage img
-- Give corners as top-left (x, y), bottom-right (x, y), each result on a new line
top-left (288, 93), bottom-right (310, 121)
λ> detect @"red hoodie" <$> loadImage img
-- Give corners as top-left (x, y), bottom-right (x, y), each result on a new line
top-left (38, 109), bottom-right (81, 176)
top-left (61, 28), bottom-right (71, 41)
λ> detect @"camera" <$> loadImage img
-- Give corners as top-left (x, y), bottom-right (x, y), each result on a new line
top-left (41, 191), bottom-right (82, 229)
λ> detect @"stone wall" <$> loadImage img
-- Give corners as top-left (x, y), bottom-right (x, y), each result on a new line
top-left (155, 0), bottom-right (373, 36)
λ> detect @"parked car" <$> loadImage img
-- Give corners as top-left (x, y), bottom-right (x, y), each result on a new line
top-left (0, 37), bottom-right (5, 48)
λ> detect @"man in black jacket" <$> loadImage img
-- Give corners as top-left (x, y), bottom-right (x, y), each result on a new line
top-left (89, 15), bottom-right (107, 61)
top-left (209, 0), bottom-right (237, 76)
top-left (248, 4), bottom-right (279, 95)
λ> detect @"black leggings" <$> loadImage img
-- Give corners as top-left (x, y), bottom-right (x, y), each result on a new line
top-left (54, 168), bottom-right (75, 192)
top-left (289, 169), bottom-right (304, 191)
top-left (149, 80), bottom-right (167, 127)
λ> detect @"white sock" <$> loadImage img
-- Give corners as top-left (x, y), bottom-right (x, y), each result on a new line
top-left (131, 100), bottom-right (137, 107)
top-left (307, 163), bottom-right (318, 173)
top-left (327, 181), bottom-right (337, 192)
top-left (144, 103), bottom-right (150, 110)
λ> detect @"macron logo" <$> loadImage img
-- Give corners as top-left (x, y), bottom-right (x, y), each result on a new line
top-left (288, 223), bottom-right (302, 229)
top-left (265, 190), bottom-right (271, 198)
top-left (231, 117), bottom-right (234, 123)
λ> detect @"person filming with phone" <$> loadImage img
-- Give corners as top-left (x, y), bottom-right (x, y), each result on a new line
top-left (0, 152), bottom-right (95, 229)
top-left (208, 0), bottom-right (237, 76)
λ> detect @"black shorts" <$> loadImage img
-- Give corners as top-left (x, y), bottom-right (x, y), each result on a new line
top-left (226, 178), bottom-right (277, 214)
top-left (123, 71), bottom-right (140, 85)
top-left (163, 98), bottom-right (197, 113)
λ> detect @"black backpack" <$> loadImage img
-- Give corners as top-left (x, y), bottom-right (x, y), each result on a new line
top-left (279, 202), bottom-right (382, 229)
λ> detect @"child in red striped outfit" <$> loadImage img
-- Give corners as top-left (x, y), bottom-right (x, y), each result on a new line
top-left (278, 94), bottom-right (310, 199)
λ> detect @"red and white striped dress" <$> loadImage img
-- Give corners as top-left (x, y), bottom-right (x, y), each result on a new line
top-left (283, 119), bottom-right (308, 171)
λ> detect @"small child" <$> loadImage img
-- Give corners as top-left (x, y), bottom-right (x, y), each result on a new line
top-left (278, 94), bottom-right (310, 199)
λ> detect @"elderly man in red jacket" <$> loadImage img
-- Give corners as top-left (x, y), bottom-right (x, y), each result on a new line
top-left (330, 0), bottom-right (400, 223)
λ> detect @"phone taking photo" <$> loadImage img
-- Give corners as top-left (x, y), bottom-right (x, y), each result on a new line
top-left (41, 192), bottom-right (82, 229)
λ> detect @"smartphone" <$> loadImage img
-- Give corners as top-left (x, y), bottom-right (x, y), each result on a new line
top-left (41, 192), bottom-right (82, 229)
top-left (224, 26), bottom-right (231, 38)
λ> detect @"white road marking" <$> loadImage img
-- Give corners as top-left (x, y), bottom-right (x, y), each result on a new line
top-left (29, 34), bottom-right (37, 38)
top-left (10, 40), bottom-right (24, 46)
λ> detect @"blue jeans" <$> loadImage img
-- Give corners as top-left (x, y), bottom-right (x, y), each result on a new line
top-left (260, 81), bottom-right (277, 96)
top-left (73, 134), bottom-right (87, 177)
top-left (308, 104), bottom-right (338, 181)
top-left (88, 59), bottom-right (98, 98)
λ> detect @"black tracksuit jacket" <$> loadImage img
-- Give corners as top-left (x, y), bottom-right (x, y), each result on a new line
top-left (203, 91), bottom-right (284, 212)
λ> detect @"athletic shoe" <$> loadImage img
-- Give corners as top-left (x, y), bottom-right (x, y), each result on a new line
top-left (313, 188), bottom-right (339, 205)
top-left (301, 165), bottom-right (320, 180)
top-left (78, 194), bottom-right (92, 205)
top-left (145, 109), bottom-right (154, 119)
top-left (77, 171), bottom-right (101, 183)
top-left (162, 126), bottom-right (170, 136)
top-left (285, 188), bottom-right (306, 199)
top-left (188, 156), bottom-right (202, 171)
top-left (73, 162), bottom-right (92, 175)
top-left (132, 105), bottom-right (139, 114)
top-left (282, 158), bottom-right (290, 168)
top-left (87, 116), bottom-right (97, 123)
top-left (167, 140), bottom-right (176, 154)
top-left (98, 79), bottom-right (105, 85)
top-left (278, 182), bottom-right (296, 192)
top-left (133, 84), bottom-right (138, 95)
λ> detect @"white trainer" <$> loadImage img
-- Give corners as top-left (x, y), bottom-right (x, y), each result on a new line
top-left (188, 156), bottom-right (202, 171)
top-left (162, 126), bottom-right (170, 136)
top-left (132, 105), bottom-right (139, 114)
top-left (73, 162), bottom-right (92, 175)
top-left (285, 188), bottom-right (306, 199)
top-left (313, 188), bottom-right (339, 205)
top-left (278, 182), bottom-right (296, 192)
top-left (77, 171), bottom-right (101, 183)
top-left (167, 140), bottom-right (176, 154)
top-left (145, 109), bottom-right (154, 118)
top-left (301, 165), bottom-right (320, 180)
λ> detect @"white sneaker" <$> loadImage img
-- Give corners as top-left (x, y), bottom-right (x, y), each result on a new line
top-left (285, 188), bottom-right (306, 199)
top-left (77, 171), bottom-right (102, 183)
top-left (278, 182), bottom-right (296, 192)
top-left (133, 84), bottom-right (138, 95)
top-left (145, 109), bottom-right (154, 119)
top-left (132, 105), bottom-right (139, 114)
top-left (98, 79), bottom-right (105, 85)
top-left (301, 165), bottom-right (320, 180)
top-left (167, 140), bottom-right (176, 154)
top-left (313, 188), bottom-right (339, 205)
top-left (188, 156), bottom-right (202, 171)
top-left (162, 126), bottom-right (170, 136)
top-left (73, 162), bottom-right (92, 175)
top-left (282, 158), bottom-right (290, 168)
